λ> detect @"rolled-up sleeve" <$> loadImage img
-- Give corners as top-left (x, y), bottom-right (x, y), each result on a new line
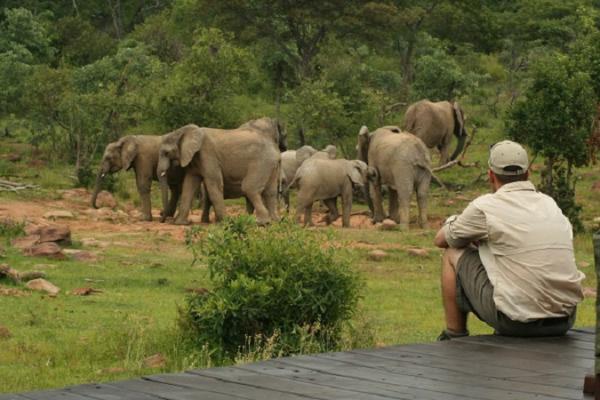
top-left (443, 202), bottom-right (488, 248)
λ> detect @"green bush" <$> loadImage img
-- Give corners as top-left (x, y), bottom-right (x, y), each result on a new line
top-left (179, 216), bottom-right (362, 360)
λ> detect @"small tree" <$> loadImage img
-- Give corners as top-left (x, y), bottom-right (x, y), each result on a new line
top-left (506, 53), bottom-right (595, 230)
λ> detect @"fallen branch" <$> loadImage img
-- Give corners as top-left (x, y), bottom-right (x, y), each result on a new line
top-left (0, 179), bottom-right (39, 191)
top-left (432, 125), bottom-right (478, 173)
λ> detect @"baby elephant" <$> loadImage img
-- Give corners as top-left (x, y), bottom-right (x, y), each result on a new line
top-left (292, 159), bottom-right (376, 227)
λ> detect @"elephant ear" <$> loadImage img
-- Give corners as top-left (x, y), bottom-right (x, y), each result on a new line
top-left (322, 145), bottom-right (337, 159)
top-left (452, 102), bottom-right (465, 137)
top-left (179, 126), bottom-right (204, 168)
top-left (296, 145), bottom-right (317, 164)
top-left (348, 161), bottom-right (365, 185)
top-left (119, 137), bottom-right (138, 171)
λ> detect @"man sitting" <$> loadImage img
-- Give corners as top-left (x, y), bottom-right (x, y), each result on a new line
top-left (433, 140), bottom-right (584, 340)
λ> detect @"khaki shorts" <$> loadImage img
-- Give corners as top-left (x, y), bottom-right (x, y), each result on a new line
top-left (455, 247), bottom-right (575, 337)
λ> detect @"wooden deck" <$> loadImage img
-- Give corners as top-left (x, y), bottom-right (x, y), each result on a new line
top-left (2, 328), bottom-right (595, 400)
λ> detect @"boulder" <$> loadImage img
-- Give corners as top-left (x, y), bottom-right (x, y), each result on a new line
top-left (379, 219), bottom-right (398, 231)
top-left (143, 353), bottom-right (167, 369)
top-left (407, 248), bottom-right (429, 257)
top-left (24, 242), bottom-right (65, 259)
top-left (27, 224), bottom-right (71, 245)
top-left (26, 278), bottom-right (60, 296)
top-left (63, 249), bottom-right (98, 262)
top-left (11, 235), bottom-right (40, 250)
top-left (80, 238), bottom-right (109, 248)
top-left (368, 250), bottom-right (388, 261)
top-left (43, 210), bottom-right (75, 220)
top-left (95, 191), bottom-right (117, 208)
top-left (0, 325), bottom-right (11, 339)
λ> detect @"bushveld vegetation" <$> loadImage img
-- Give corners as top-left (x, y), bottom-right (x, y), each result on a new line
top-left (0, 0), bottom-right (600, 394)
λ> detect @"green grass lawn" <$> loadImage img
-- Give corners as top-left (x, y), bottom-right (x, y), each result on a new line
top-left (0, 129), bottom-right (599, 393)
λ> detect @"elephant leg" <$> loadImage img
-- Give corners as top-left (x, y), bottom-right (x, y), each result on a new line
top-left (201, 188), bottom-right (212, 223)
top-left (370, 181), bottom-right (385, 223)
top-left (394, 178), bottom-right (414, 231)
top-left (135, 174), bottom-right (153, 222)
top-left (283, 190), bottom-right (290, 213)
top-left (164, 184), bottom-right (180, 218)
top-left (417, 174), bottom-right (431, 229)
top-left (439, 145), bottom-right (450, 166)
top-left (204, 179), bottom-right (226, 223)
top-left (304, 203), bottom-right (314, 227)
top-left (263, 167), bottom-right (280, 221)
top-left (245, 196), bottom-right (255, 215)
top-left (341, 184), bottom-right (353, 228)
top-left (174, 174), bottom-right (202, 225)
top-left (323, 198), bottom-right (338, 225)
top-left (388, 188), bottom-right (399, 221)
top-left (242, 173), bottom-right (271, 226)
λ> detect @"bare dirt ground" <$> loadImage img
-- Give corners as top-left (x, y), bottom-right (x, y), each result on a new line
top-left (0, 189), bottom-right (389, 244)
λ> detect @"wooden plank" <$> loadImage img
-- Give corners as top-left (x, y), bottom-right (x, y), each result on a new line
top-left (268, 357), bottom-right (577, 400)
top-left (146, 372), bottom-right (312, 400)
top-left (279, 353), bottom-right (581, 399)
top-left (373, 341), bottom-right (593, 375)
top-left (64, 383), bottom-right (163, 400)
top-left (0, 395), bottom-right (31, 400)
top-left (456, 334), bottom-right (594, 356)
top-left (190, 366), bottom-right (416, 400)
top-left (327, 350), bottom-right (540, 379)
top-left (107, 379), bottom-right (244, 400)
top-left (506, 374), bottom-right (586, 390)
top-left (19, 391), bottom-right (91, 400)
top-left (353, 343), bottom-right (590, 379)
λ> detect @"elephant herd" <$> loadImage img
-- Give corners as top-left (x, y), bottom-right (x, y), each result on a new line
top-left (92, 99), bottom-right (468, 230)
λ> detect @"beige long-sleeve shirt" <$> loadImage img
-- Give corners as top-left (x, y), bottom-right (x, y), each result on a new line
top-left (443, 181), bottom-right (584, 322)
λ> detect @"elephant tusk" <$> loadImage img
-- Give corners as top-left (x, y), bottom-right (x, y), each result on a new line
top-left (160, 172), bottom-right (166, 177)
top-left (100, 173), bottom-right (106, 178)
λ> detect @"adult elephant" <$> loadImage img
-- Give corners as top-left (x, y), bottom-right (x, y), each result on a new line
top-left (291, 158), bottom-right (375, 227)
top-left (358, 125), bottom-right (431, 230)
top-left (157, 119), bottom-right (282, 225)
top-left (402, 100), bottom-right (468, 165)
top-left (280, 144), bottom-right (337, 210)
top-left (91, 135), bottom-right (183, 221)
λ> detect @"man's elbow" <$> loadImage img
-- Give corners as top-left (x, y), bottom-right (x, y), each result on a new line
top-left (433, 230), bottom-right (449, 248)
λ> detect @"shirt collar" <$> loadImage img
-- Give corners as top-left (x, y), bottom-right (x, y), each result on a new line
top-left (496, 180), bottom-right (536, 193)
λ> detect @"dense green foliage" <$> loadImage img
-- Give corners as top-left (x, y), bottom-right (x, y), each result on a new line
top-left (1, 0), bottom-right (600, 218)
top-left (180, 217), bottom-right (362, 359)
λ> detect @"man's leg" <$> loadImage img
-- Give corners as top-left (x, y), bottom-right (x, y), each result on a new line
top-left (441, 247), bottom-right (468, 334)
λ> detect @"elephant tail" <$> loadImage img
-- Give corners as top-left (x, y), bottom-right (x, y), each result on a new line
top-left (449, 132), bottom-right (467, 161)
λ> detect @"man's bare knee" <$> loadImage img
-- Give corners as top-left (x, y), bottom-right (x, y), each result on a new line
top-left (443, 247), bottom-right (465, 271)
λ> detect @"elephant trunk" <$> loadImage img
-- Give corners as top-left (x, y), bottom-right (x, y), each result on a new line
top-left (91, 166), bottom-right (108, 209)
top-left (449, 129), bottom-right (467, 161)
top-left (364, 181), bottom-right (374, 218)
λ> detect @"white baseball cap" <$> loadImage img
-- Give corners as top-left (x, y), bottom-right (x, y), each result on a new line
top-left (488, 140), bottom-right (529, 176)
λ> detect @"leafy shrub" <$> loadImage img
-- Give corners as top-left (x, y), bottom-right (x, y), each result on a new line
top-left (179, 216), bottom-right (362, 360)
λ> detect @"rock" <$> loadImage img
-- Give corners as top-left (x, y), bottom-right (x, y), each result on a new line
top-left (407, 248), bottom-right (429, 257)
top-left (116, 210), bottom-right (129, 218)
top-left (18, 271), bottom-right (46, 281)
top-left (368, 250), bottom-right (388, 261)
top-left (63, 249), bottom-right (98, 262)
top-left (583, 287), bottom-right (597, 298)
top-left (129, 210), bottom-right (143, 219)
top-left (26, 278), bottom-right (60, 296)
top-left (95, 191), bottom-right (117, 208)
top-left (578, 261), bottom-right (591, 268)
top-left (0, 286), bottom-right (29, 297)
top-left (594, 217), bottom-right (600, 224)
top-left (43, 210), bottom-right (75, 220)
top-left (0, 264), bottom-right (21, 282)
top-left (24, 242), bottom-right (65, 259)
top-left (80, 238), bottom-right (109, 248)
top-left (11, 235), bottom-right (40, 250)
top-left (592, 181), bottom-right (600, 192)
top-left (379, 219), bottom-right (398, 231)
top-left (0, 325), bottom-right (11, 339)
top-left (143, 353), bottom-right (167, 369)
top-left (27, 224), bottom-right (71, 245)
top-left (71, 287), bottom-right (102, 296)
top-left (6, 153), bottom-right (21, 162)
